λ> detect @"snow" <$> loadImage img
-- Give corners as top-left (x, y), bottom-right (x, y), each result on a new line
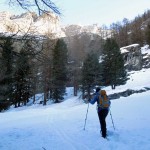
top-left (105, 68), bottom-right (150, 95)
top-left (120, 44), bottom-right (139, 50)
top-left (0, 68), bottom-right (150, 150)
top-left (120, 48), bottom-right (129, 54)
top-left (141, 45), bottom-right (150, 55)
top-left (120, 44), bottom-right (139, 54)
top-left (0, 11), bottom-right (65, 38)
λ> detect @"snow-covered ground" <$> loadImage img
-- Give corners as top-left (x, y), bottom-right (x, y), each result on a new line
top-left (141, 45), bottom-right (150, 55)
top-left (105, 68), bottom-right (150, 94)
top-left (0, 68), bottom-right (150, 150)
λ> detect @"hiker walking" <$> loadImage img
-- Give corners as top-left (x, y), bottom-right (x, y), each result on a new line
top-left (89, 87), bottom-right (110, 138)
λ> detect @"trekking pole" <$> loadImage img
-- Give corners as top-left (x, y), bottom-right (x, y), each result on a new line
top-left (110, 109), bottom-right (115, 130)
top-left (83, 102), bottom-right (90, 130)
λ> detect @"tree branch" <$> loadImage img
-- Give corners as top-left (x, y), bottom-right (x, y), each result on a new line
top-left (9, 0), bottom-right (61, 15)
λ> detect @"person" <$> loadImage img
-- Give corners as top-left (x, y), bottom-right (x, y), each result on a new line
top-left (89, 87), bottom-right (110, 138)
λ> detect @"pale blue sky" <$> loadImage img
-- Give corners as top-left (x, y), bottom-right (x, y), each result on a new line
top-left (1, 0), bottom-right (150, 26)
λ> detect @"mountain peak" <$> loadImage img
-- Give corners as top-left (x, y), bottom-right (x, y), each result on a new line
top-left (0, 11), bottom-right (65, 38)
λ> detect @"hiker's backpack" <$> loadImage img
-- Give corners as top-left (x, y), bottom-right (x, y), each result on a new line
top-left (98, 90), bottom-right (110, 108)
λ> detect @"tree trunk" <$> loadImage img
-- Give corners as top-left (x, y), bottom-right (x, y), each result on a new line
top-left (74, 81), bottom-right (78, 96)
top-left (111, 84), bottom-right (116, 89)
top-left (43, 92), bottom-right (47, 105)
top-left (33, 94), bottom-right (35, 104)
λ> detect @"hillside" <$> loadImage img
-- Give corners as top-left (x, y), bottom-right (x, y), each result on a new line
top-left (0, 68), bottom-right (150, 150)
top-left (106, 68), bottom-right (150, 94)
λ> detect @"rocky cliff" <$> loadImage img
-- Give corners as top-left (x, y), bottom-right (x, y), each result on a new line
top-left (0, 11), bottom-right (65, 38)
top-left (120, 44), bottom-right (142, 71)
top-left (0, 11), bottom-right (111, 38)
top-left (141, 45), bottom-right (150, 68)
top-left (62, 24), bottom-right (112, 38)
top-left (120, 44), bottom-right (150, 71)
top-left (62, 24), bottom-right (111, 63)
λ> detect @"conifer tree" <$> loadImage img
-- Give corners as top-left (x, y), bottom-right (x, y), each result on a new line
top-left (102, 38), bottom-right (128, 89)
top-left (0, 36), bottom-right (14, 110)
top-left (81, 52), bottom-right (102, 97)
top-left (51, 39), bottom-right (68, 103)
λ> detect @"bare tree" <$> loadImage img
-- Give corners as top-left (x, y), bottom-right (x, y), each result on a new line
top-left (8, 0), bottom-right (61, 15)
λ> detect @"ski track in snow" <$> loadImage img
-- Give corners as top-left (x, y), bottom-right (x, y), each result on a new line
top-left (46, 108), bottom-right (90, 150)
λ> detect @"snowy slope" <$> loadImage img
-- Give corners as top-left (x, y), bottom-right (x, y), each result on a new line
top-left (0, 69), bottom-right (150, 150)
top-left (105, 68), bottom-right (150, 95)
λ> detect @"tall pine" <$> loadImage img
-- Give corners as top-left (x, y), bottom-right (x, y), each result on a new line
top-left (51, 39), bottom-right (68, 103)
top-left (0, 36), bottom-right (14, 110)
top-left (81, 52), bottom-right (102, 97)
top-left (102, 38), bottom-right (128, 89)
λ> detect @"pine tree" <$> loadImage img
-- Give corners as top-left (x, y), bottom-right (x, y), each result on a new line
top-left (102, 38), bottom-right (128, 89)
top-left (51, 39), bottom-right (68, 103)
top-left (0, 36), bottom-right (14, 110)
top-left (81, 52), bottom-right (102, 97)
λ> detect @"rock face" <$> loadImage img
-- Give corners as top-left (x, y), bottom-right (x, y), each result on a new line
top-left (62, 24), bottom-right (99, 36)
top-left (63, 32), bottom-right (103, 63)
top-left (62, 24), bottom-right (112, 64)
top-left (108, 87), bottom-right (150, 100)
top-left (0, 11), bottom-right (65, 38)
top-left (62, 24), bottom-right (112, 38)
top-left (120, 44), bottom-right (143, 71)
top-left (141, 45), bottom-right (150, 68)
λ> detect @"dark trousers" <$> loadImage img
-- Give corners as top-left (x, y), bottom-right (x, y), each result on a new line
top-left (98, 109), bottom-right (109, 137)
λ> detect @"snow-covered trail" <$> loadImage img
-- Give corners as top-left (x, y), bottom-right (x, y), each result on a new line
top-left (0, 91), bottom-right (150, 150)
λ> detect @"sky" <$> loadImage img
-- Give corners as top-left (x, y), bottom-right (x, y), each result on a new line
top-left (0, 0), bottom-right (150, 26)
